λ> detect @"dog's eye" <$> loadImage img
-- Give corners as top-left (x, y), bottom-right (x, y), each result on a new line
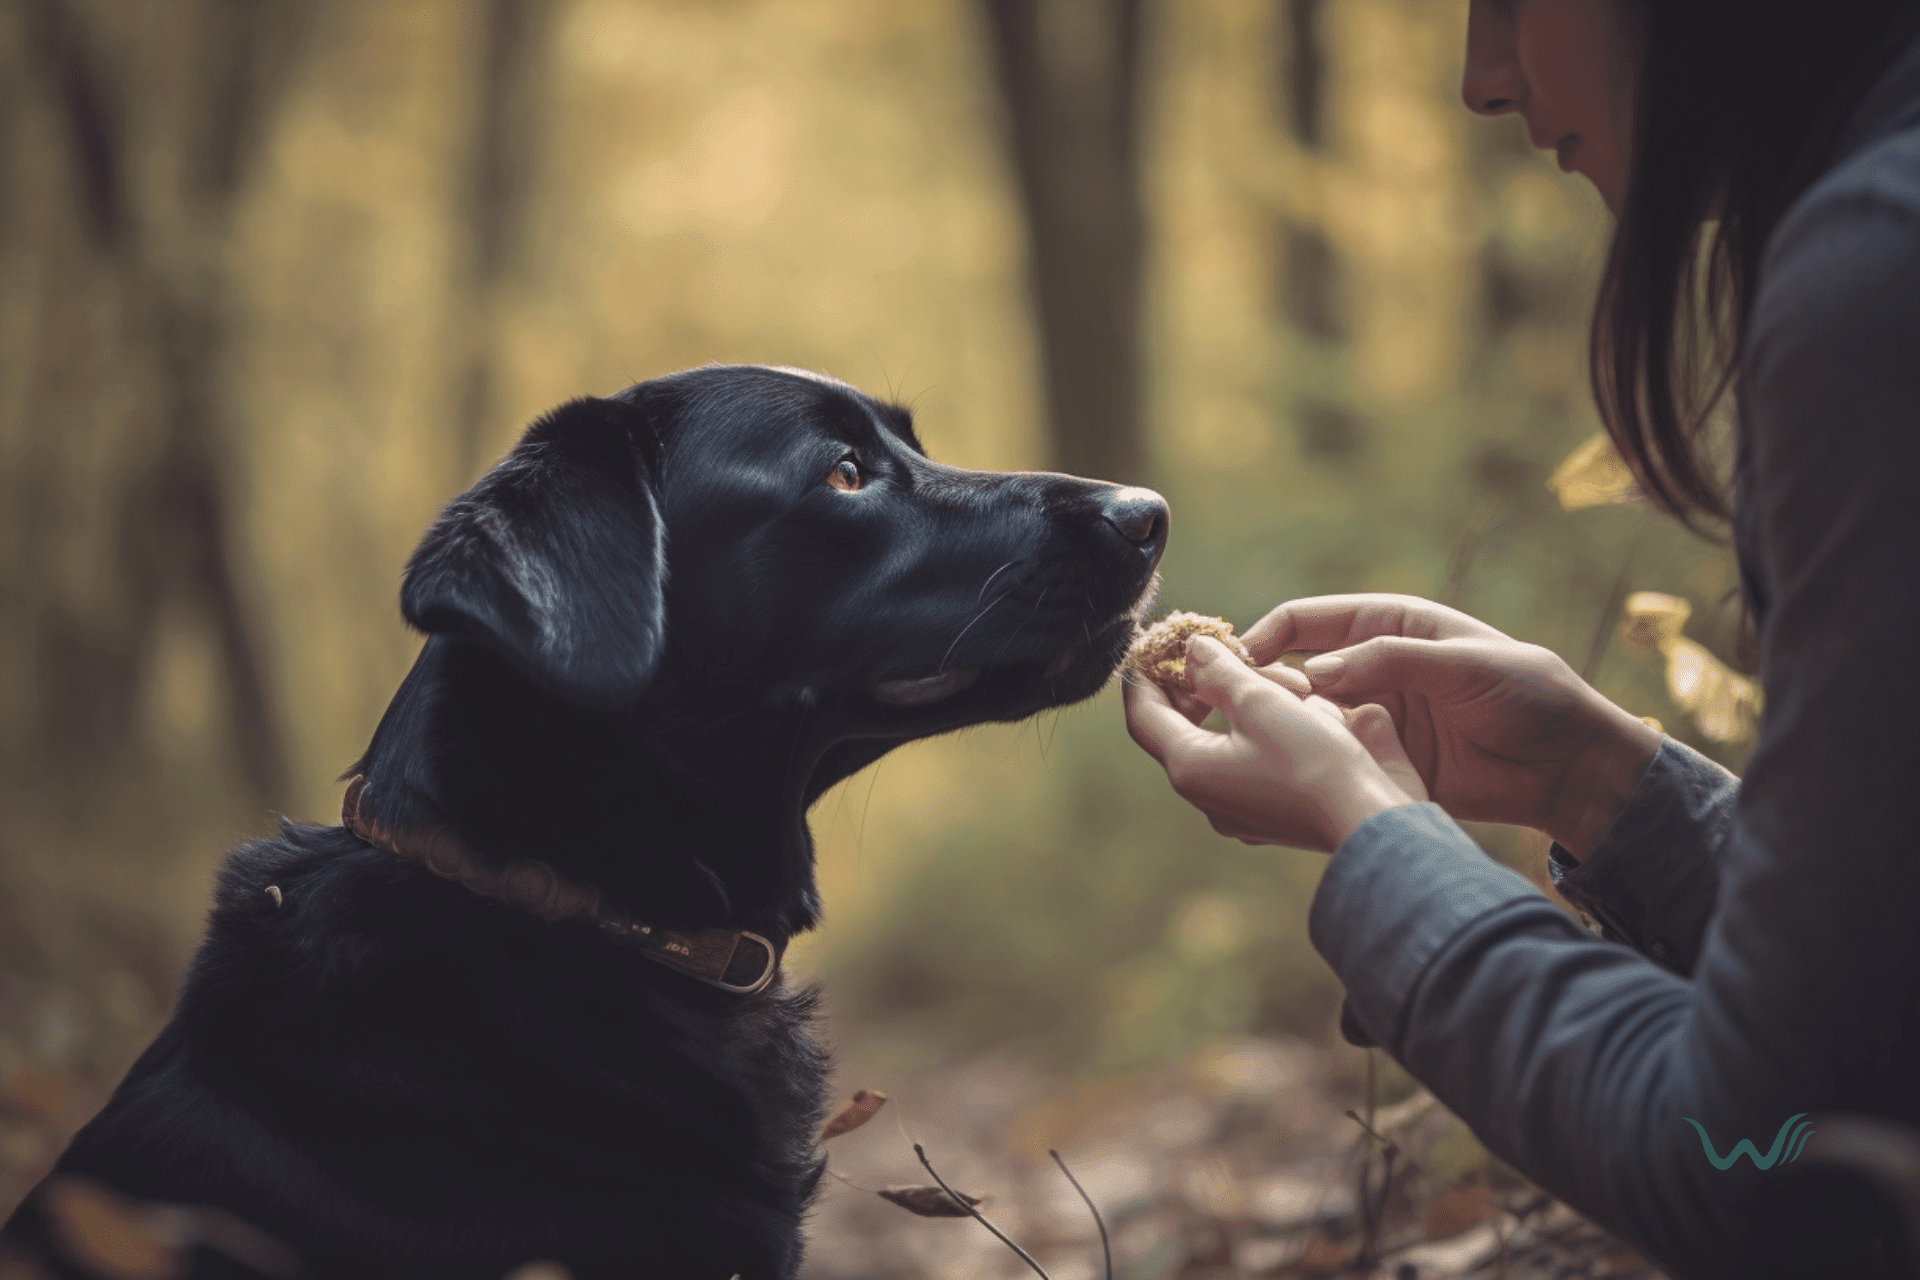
top-left (827, 458), bottom-right (863, 493)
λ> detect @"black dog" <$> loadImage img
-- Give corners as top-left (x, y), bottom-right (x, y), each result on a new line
top-left (3, 365), bottom-right (1167, 1280)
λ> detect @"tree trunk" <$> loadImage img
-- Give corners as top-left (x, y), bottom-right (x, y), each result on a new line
top-left (455, 0), bottom-right (554, 480)
top-left (978, 0), bottom-right (1149, 486)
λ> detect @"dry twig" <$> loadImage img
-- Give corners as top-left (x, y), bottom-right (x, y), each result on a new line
top-left (1049, 1149), bottom-right (1112, 1280)
top-left (914, 1143), bottom-right (1052, 1279)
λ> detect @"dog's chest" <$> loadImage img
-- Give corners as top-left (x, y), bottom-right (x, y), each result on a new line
top-left (716, 984), bottom-right (832, 1174)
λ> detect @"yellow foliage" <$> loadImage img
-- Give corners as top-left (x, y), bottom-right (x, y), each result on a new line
top-left (1547, 432), bottom-right (1640, 511)
top-left (1621, 591), bottom-right (1691, 650)
top-left (1664, 638), bottom-right (1763, 744)
top-left (1621, 592), bottom-right (1761, 744)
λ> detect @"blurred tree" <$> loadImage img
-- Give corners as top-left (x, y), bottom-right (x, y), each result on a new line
top-left (0, 0), bottom-right (312, 821)
top-left (1281, 0), bottom-right (1327, 148)
top-left (978, 0), bottom-right (1148, 484)
top-left (456, 0), bottom-right (555, 481)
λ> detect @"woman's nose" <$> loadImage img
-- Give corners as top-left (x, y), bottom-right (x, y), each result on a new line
top-left (1461, 0), bottom-right (1526, 116)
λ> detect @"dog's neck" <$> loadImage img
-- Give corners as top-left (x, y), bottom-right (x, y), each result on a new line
top-left (340, 773), bottom-right (784, 993)
top-left (350, 636), bottom-right (827, 941)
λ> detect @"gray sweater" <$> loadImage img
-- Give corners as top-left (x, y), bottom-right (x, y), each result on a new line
top-left (1309, 32), bottom-right (1920, 1280)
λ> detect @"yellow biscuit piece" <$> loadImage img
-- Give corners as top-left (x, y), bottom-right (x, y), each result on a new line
top-left (1125, 611), bottom-right (1252, 688)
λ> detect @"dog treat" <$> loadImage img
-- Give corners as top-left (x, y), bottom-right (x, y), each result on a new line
top-left (1126, 611), bottom-right (1252, 688)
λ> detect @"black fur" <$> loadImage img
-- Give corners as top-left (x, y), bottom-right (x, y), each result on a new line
top-left (2, 365), bottom-right (1168, 1279)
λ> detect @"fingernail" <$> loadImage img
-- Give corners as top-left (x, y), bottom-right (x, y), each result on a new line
top-left (1302, 654), bottom-right (1346, 682)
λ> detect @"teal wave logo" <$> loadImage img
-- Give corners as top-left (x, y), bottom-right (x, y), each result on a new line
top-left (1683, 1113), bottom-right (1816, 1171)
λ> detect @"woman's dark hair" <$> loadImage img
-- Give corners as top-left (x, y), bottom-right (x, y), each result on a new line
top-left (1593, 1), bottom-right (1920, 523)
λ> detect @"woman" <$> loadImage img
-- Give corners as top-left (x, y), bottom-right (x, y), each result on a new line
top-left (1125, 1), bottom-right (1920, 1275)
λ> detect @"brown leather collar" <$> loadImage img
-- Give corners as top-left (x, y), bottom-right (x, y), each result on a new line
top-left (340, 776), bottom-right (780, 995)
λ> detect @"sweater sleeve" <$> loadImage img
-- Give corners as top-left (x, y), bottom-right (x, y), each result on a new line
top-left (1306, 163), bottom-right (1920, 1278)
top-left (1546, 738), bottom-right (1737, 977)
top-left (1329, 739), bottom-right (1732, 1049)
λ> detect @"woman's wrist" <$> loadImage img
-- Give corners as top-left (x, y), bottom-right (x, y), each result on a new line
top-left (1550, 706), bottom-right (1663, 859)
top-left (1322, 767), bottom-right (1417, 851)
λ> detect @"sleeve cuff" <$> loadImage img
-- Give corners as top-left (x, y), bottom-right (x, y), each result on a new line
top-left (1545, 737), bottom-right (1737, 975)
top-left (1311, 802), bottom-right (1551, 1052)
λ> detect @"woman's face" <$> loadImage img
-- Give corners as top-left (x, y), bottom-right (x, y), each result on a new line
top-left (1461, 0), bottom-right (1639, 212)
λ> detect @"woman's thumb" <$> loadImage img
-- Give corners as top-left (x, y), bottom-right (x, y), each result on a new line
top-left (1184, 635), bottom-right (1264, 705)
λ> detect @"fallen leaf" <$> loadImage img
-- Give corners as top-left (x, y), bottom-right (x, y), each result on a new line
top-left (820, 1089), bottom-right (887, 1142)
top-left (876, 1185), bottom-right (981, 1218)
top-left (1423, 1185), bottom-right (1499, 1240)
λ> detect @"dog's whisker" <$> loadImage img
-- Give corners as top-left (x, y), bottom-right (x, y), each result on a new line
top-left (977, 558), bottom-right (1020, 604)
top-left (938, 587), bottom-right (1015, 674)
top-left (992, 588), bottom-right (1048, 665)
top-left (857, 757), bottom-right (886, 853)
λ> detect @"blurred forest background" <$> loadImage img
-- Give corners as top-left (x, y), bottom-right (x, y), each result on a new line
top-left (0, 0), bottom-right (1758, 1274)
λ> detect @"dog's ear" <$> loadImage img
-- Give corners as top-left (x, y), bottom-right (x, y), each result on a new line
top-left (401, 396), bottom-right (666, 711)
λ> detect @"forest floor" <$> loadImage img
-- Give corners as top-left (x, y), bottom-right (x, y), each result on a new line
top-left (805, 1030), bottom-right (1666, 1280)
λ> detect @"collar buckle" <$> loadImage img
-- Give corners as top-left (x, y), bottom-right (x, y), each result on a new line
top-left (709, 931), bottom-right (779, 995)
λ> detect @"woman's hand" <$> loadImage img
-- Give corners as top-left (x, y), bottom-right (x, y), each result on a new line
top-left (1123, 636), bottom-right (1423, 853)
top-left (1241, 594), bottom-right (1663, 857)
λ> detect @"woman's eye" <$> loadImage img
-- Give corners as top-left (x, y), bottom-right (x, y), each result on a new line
top-left (828, 458), bottom-right (864, 492)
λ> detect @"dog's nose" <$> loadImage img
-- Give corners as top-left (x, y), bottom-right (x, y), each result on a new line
top-left (1101, 487), bottom-right (1170, 556)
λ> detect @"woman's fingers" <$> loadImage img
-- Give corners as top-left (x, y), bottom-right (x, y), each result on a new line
top-left (1126, 670), bottom-right (1256, 821)
top-left (1301, 634), bottom-right (1494, 701)
top-left (1259, 661), bottom-right (1313, 697)
top-left (1242, 593), bottom-right (1504, 665)
top-left (1125, 650), bottom-right (1312, 768)
top-left (1186, 639), bottom-right (1347, 746)
top-left (1184, 636), bottom-right (1291, 717)
top-left (1177, 666), bottom-right (1308, 718)
top-left (1165, 680), bottom-right (1214, 724)
top-left (1125, 636), bottom-right (1407, 853)
top-left (1122, 671), bottom-right (1208, 765)
top-left (1240, 597), bottom-right (1361, 663)
top-left (1206, 813), bottom-right (1279, 845)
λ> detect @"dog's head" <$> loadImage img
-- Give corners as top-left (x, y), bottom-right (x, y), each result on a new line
top-left (359, 365), bottom-right (1166, 932)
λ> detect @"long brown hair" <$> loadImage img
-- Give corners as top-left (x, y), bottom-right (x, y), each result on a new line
top-left (1591, 1), bottom-right (1920, 523)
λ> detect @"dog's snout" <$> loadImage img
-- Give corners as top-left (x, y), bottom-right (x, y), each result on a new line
top-left (1101, 487), bottom-right (1170, 556)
